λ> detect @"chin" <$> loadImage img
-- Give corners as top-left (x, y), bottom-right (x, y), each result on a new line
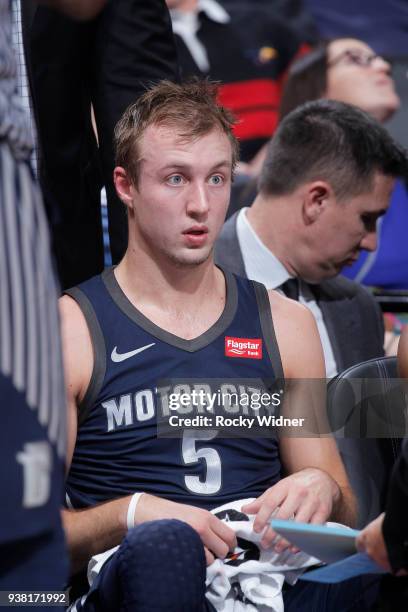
top-left (374, 97), bottom-right (400, 123)
top-left (307, 265), bottom-right (339, 283)
top-left (167, 249), bottom-right (212, 268)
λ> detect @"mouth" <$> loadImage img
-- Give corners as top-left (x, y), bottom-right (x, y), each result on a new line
top-left (343, 255), bottom-right (359, 266)
top-left (375, 76), bottom-right (393, 87)
top-left (182, 226), bottom-right (209, 247)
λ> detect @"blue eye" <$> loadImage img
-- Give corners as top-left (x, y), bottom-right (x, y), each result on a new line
top-left (209, 175), bottom-right (223, 185)
top-left (167, 175), bottom-right (184, 185)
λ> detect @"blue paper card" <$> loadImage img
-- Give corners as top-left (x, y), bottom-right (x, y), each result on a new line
top-left (300, 553), bottom-right (387, 583)
top-left (271, 519), bottom-right (359, 563)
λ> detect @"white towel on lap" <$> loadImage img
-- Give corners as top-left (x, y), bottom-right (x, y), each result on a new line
top-left (206, 498), bottom-right (321, 611)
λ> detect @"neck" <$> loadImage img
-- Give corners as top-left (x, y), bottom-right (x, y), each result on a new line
top-left (246, 193), bottom-right (299, 277)
top-left (115, 236), bottom-right (222, 313)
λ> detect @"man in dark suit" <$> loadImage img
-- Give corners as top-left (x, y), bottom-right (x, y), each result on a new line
top-left (215, 100), bottom-right (408, 376)
top-left (357, 439), bottom-right (408, 573)
top-left (22, 0), bottom-right (179, 288)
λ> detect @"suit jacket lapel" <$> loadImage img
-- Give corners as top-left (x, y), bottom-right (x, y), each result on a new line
top-left (214, 212), bottom-right (246, 277)
top-left (311, 282), bottom-right (360, 372)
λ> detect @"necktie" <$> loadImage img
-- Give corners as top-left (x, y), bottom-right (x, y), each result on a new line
top-left (279, 278), bottom-right (299, 301)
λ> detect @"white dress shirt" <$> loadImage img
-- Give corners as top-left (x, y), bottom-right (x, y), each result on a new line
top-left (236, 208), bottom-right (338, 378)
top-left (170, 0), bottom-right (230, 73)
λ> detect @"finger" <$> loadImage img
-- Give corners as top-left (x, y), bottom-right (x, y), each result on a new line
top-left (252, 492), bottom-right (286, 533)
top-left (355, 534), bottom-right (366, 554)
top-left (241, 498), bottom-right (263, 515)
top-left (292, 499), bottom-right (318, 525)
top-left (203, 530), bottom-right (230, 560)
top-left (274, 494), bottom-right (304, 522)
top-left (274, 546), bottom-right (294, 564)
top-left (205, 547), bottom-right (215, 566)
top-left (259, 526), bottom-right (280, 549)
top-left (309, 507), bottom-right (330, 525)
top-left (273, 535), bottom-right (292, 554)
top-left (203, 518), bottom-right (236, 559)
top-left (256, 492), bottom-right (300, 538)
top-left (260, 528), bottom-right (291, 553)
top-left (212, 517), bottom-right (237, 551)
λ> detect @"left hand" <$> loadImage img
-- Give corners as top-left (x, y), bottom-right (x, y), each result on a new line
top-left (242, 467), bottom-right (340, 552)
top-left (356, 514), bottom-right (392, 572)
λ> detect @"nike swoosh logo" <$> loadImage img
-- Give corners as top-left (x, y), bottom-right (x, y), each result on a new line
top-left (111, 343), bottom-right (156, 363)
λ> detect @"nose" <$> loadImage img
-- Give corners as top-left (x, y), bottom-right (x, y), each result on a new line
top-left (360, 230), bottom-right (377, 252)
top-left (186, 182), bottom-right (209, 218)
top-left (372, 55), bottom-right (392, 74)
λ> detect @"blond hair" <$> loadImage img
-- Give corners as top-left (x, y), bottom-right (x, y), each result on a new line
top-left (114, 79), bottom-right (239, 186)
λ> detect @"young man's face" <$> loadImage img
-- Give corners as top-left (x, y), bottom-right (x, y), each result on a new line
top-left (302, 172), bottom-right (394, 282)
top-left (129, 124), bottom-right (233, 267)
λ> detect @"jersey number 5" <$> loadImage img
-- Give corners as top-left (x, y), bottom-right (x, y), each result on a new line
top-left (182, 430), bottom-right (221, 495)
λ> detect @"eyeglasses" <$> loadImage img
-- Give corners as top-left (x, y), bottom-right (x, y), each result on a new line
top-left (328, 49), bottom-right (389, 69)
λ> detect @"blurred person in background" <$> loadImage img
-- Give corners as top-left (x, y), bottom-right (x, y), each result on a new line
top-left (303, 0), bottom-right (408, 148)
top-left (219, 0), bottom-right (319, 46)
top-left (0, 0), bottom-right (107, 599)
top-left (166, 0), bottom-right (313, 175)
top-left (215, 99), bottom-right (408, 377)
top-left (22, 0), bottom-right (179, 289)
top-left (276, 38), bottom-right (407, 292)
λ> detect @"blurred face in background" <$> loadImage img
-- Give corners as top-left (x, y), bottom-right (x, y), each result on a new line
top-left (326, 39), bottom-right (400, 123)
top-left (165, 0), bottom-right (196, 10)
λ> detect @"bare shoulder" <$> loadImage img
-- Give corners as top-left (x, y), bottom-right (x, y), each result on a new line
top-left (267, 289), bottom-right (325, 378)
top-left (267, 288), bottom-right (315, 331)
top-left (59, 294), bottom-right (94, 404)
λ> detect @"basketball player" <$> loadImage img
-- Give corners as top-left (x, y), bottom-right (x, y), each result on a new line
top-left (60, 80), bottom-right (357, 610)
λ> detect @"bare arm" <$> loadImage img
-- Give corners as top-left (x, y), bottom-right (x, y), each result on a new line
top-left (60, 295), bottom-right (128, 571)
top-left (59, 296), bottom-right (236, 574)
top-left (243, 292), bottom-right (356, 548)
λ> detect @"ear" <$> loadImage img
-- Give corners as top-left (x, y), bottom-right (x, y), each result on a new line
top-left (113, 166), bottom-right (135, 210)
top-left (302, 181), bottom-right (333, 224)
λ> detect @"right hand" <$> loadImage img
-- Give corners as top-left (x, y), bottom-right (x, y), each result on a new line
top-left (135, 494), bottom-right (237, 565)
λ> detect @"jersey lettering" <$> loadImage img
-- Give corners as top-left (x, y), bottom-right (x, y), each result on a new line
top-left (102, 389), bottom-right (155, 431)
top-left (16, 441), bottom-right (52, 508)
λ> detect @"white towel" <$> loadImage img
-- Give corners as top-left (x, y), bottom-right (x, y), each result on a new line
top-left (206, 498), bottom-right (321, 611)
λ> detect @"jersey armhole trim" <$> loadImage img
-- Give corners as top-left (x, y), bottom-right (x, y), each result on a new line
top-left (64, 287), bottom-right (106, 427)
top-left (252, 281), bottom-right (285, 383)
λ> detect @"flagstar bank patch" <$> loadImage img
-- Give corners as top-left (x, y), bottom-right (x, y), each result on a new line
top-left (225, 337), bottom-right (262, 359)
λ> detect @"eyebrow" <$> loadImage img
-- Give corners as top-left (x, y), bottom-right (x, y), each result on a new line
top-left (328, 47), bottom-right (373, 65)
top-left (158, 160), bottom-right (232, 172)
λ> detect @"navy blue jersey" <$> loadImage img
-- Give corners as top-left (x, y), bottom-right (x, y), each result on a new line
top-left (0, 140), bottom-right (67, 591)
top-left (66, 267), bottom-right (283, 511)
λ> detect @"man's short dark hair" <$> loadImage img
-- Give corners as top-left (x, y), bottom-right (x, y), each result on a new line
top-left (259, 99), bottom-right (408, 201)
